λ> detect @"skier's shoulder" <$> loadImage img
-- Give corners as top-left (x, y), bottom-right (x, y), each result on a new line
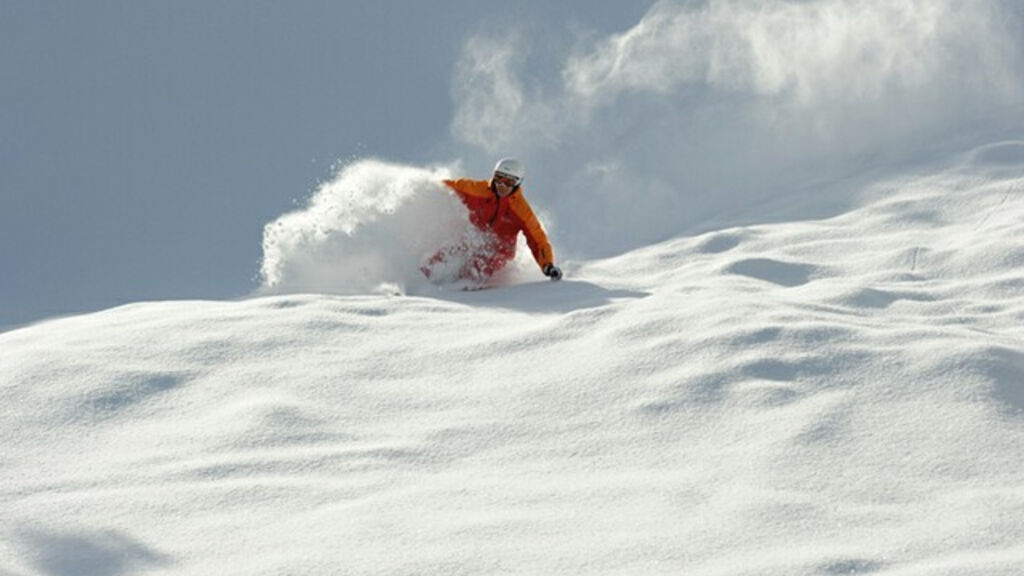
top-left (508, 188), bottom-right (536, 214)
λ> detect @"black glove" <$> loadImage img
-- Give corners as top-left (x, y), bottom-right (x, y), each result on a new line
top-left (543, 264), bottom-right (563, 281)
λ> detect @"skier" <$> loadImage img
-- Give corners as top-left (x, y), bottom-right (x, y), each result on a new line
top-left (423, 158), bottom-right (562, 284)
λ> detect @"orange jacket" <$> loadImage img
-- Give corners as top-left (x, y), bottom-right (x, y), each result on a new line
top-left (442, 178), bottom-right (554, 271)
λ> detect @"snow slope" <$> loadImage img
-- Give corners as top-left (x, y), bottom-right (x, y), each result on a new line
top-left (3, 143), bottom-right (1024, 575)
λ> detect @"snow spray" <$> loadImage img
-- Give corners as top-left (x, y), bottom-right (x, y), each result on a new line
top-left (260, 159), bottom-right (538, 295)
top-left (260, 160), bottom-right (470, 295)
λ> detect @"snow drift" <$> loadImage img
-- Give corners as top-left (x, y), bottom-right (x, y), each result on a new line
top-left (3, 147), bottom-right (1024, 575)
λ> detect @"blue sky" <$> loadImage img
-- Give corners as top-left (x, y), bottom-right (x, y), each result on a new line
top-left (1, 1), bottom-right (646, 327)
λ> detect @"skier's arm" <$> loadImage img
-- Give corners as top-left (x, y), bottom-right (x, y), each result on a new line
top-left (443, 179), bottom-right (490, 203)
top-left (509, 194), bottom-right (555, 272)
top-left (442, 179), bottom-right (463, 197)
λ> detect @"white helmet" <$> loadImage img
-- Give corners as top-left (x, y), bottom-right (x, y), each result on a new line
top-left (492, 158), bottom-right (525, 187)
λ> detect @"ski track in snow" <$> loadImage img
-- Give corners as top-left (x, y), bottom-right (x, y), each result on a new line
top-left (2, 145), bottom-right (1024, 575)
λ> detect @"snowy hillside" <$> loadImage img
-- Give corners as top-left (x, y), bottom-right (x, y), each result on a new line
top-left (3, 143), bottom-right (1023, 575)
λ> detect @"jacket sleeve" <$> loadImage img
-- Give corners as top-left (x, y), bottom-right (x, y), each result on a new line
top-left (443, 179), bottom-right (488, 203)
top-left (442, 179), bottom-right (464, 198)
top-left (510, 193), bottom-right (555, 270)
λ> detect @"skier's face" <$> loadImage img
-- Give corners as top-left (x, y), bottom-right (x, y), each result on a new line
top-left (493, 173), bottom-right (518, 197)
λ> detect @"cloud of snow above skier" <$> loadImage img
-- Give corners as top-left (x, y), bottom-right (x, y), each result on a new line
top-left (451, 0), bottom-right (1024, 257)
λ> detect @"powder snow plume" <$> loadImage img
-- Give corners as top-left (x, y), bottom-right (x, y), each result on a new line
top-left (451, 0), bottom-right (1024, 257)
top-left (260, 160), bottom-right (476, 295)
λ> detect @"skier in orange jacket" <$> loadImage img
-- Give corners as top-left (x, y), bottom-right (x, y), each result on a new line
top-left (423, 158), bottom-right (562, 284)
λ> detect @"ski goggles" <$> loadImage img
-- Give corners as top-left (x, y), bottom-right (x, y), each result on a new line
top-left (493, 172), bottom-right (521, 187)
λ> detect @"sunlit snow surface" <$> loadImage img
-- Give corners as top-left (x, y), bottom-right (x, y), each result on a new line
top-left (3, 144), bottom-right (1023, 575)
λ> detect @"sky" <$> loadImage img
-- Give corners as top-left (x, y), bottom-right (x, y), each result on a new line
top-left (3, 0), bottom-right (1022, 329)
top-left (0, 1), bottom-right (647, 327)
